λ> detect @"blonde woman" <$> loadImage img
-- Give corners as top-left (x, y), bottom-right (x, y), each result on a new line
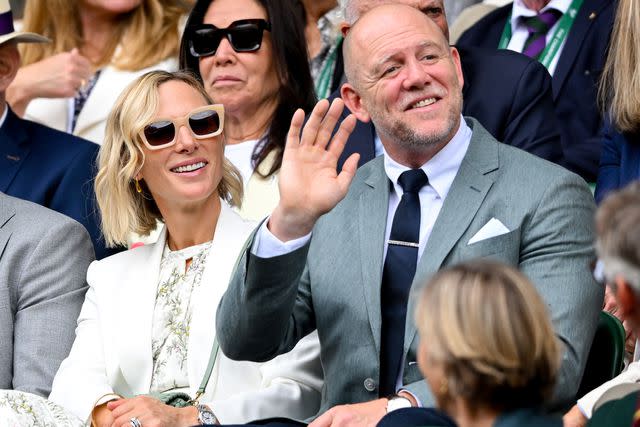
top-left (594, 0), bottom-right (640, 204)
top-left (412, 261), bottom-right (562, 427)
top-left (0, 71), bottom-right (321, 426)
top-left (5, 0), bottom-right (192, 144)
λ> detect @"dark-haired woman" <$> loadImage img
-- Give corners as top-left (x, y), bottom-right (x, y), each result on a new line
top-left (180, 0), bottom-right (316, 220)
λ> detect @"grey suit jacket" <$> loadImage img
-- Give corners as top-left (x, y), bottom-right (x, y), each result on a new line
top-left (0, 192), bottom-right (94, 396)
top-left (217, 118), bottom-right (602, 415)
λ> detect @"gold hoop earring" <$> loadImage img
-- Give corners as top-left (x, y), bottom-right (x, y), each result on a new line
top-left (439, 379), bottom-right (448, 396)
top-left (135, 179), bottom-right (142, 194)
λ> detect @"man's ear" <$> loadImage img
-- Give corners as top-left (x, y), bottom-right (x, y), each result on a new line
top-left (615, 276), bottom-right (640, 323)
top-left (0, 43), bottom-right (20, 94)
top-left (450, 46), bottom-right (464, 89)
top-left (340, 83), bottom-right (371, 123)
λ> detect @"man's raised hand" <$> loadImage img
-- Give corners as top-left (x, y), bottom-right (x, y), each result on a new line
top-left (269, 98), bottom-right (359, 242)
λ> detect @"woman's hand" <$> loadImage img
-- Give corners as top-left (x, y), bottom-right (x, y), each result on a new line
top-left (269, 98), bottom-right (359, 242)
top-left (92, 402), bottom-right (116, 427)
top-left (107, 396), bottom-right (199, 427)
top-left (6, 48), bottom-right (93, 115)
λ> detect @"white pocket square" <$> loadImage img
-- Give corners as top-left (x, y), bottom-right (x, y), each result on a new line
top-left (468, 218), bottom-right (510, 245)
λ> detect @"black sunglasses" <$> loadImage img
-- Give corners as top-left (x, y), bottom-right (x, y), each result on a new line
top-left (188, 19), bottom-right (271, 57)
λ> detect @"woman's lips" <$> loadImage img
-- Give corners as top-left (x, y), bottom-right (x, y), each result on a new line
top-left (212, 76), bottom-right (241, 86)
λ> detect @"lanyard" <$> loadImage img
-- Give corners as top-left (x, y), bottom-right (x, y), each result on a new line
top-left (315, 35), bottom-right (343, 99)
top-left (497, 0), bottom-right (583, 70)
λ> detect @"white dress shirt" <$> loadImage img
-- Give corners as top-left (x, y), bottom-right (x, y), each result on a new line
top-left (506, 0), bottom-right (573, 75)
top-left (0, 103), bottom-right (8, 128)
top-left (224, 138), bottom-right (262, 191)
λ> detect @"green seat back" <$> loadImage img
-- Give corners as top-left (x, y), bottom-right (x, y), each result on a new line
top-left (577, 311), bottom-right (626, 398)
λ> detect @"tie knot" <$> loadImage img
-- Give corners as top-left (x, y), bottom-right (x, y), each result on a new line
top-left (398, 169), bottom-right (429, 193)
top-left (523, 9), bottom-right (562, 34)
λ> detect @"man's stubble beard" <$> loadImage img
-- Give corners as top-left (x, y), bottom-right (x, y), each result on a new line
top-left (372, 91), bottom-right (463, 152)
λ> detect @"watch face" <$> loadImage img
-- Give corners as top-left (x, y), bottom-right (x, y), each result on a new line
top-left (198, 405), bottom-right (217, 424)
top-left (201, 412), bottom-right (216, 423)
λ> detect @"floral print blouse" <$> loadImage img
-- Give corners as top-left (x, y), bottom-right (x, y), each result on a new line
top-left (149, 240), bottom-right (212, 393)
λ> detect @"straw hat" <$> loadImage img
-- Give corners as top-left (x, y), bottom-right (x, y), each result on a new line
top-left (0, 0), bottom-right (49, 45)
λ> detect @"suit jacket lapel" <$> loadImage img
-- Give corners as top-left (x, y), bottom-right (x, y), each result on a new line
top-left (0, 109), bottom-right (31, 193)
top-left (187, 204), bottom-right (254, 395)
top-left (552, 0), bottom-right (610, 98)
top-left (404, 119), bottom-right (498, 351)
top-left (358, 158), bottom-right (389, 354)
top-left (117, 229), bottom-right (167, 394)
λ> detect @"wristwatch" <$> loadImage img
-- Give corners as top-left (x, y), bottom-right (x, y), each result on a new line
top-left (197, 404), bottom-right (218, 425)
top-left (386, 395), bottom-right (412, 413)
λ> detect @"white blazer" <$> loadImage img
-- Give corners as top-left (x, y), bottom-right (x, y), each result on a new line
top-left (23, 57), bottom-right (178, 144)
top-left (49, 203), bottom-right (323, 423)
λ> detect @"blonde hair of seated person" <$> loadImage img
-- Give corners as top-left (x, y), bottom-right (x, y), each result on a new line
top-left (19, 0), bottom-right (192, 70)
top-left (598, 0), bottom-right (640, 133)
top-left (95, 70), bottom-right (243, 248)
top-left (415, 261), bottom-right (561, 418)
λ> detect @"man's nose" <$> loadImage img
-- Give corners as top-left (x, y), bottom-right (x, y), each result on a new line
top-left (402, 59), bottom-right (431, 90)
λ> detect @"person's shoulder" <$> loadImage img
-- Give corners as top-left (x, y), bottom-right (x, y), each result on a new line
top-left (468, 118), bottom-right (585, 187)
top-left (0, 194), bottom-right (94, 266)
top-left (588, 390), bottom-right (640, 427)
top-left (93, 240), bottom-right (156, 266)
top-left (1, 193), bottom-right (86, 231)
top-left (459, 2), bottom-right (513, 35)
top-left (457, 45), bottom-right (546, 77)
top-left (87, 240), bottom-right (156, 280)
top-left (495, 409), bottom-right (562, 427)
top-left (17, 115), bottom-right (99, 155)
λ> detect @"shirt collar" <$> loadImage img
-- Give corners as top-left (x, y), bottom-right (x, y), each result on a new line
top-left (0, 103), bottom-right (7, 129)
top-left (511, 0), bottom-right (573, 29)
top-left (383, 115), bottom-right (471, 200)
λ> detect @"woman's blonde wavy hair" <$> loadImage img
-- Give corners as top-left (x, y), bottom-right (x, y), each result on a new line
top-left (598, 0), bottom-right (640, 133)
top-left (96, 70), bottom-right (243, 248)
top-left (415, 260), bottom-right (561, 415)
top-left (19, 0), bottom-right (192, 70)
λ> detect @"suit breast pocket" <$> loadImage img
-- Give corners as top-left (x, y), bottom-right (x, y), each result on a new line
top-left (454, 228), bottom-right (521, 264)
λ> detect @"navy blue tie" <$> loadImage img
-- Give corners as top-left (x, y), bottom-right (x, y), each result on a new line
top-left (379, 169), bottom-right (429, 396)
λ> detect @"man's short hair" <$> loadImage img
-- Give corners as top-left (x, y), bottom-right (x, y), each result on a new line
top-left (596, 182), bottom-right (640, 292)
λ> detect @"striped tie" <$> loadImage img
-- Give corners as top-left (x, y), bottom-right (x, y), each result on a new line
top-left (522, 9), bottom-right (562, 59)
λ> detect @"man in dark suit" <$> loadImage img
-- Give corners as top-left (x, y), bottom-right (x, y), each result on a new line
top-left (0, 7), bottom-right (115, 259)
top-left (457, 0), bottom-right (615, 182)
top-left (216, 5), bottom-right (600, 427)
top-left (334, 0), bottom-right (564, 170)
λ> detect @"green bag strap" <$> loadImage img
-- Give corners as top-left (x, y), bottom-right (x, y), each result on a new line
top-left (192, 337), bottom-right (220, 405)
top-left (190, 232), bottom-right (254, 406)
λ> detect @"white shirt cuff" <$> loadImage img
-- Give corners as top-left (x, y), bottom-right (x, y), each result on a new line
top-left (577, 360), bottom-right (640, 418)
top-left (252, 217), bottom-right (312, 258)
